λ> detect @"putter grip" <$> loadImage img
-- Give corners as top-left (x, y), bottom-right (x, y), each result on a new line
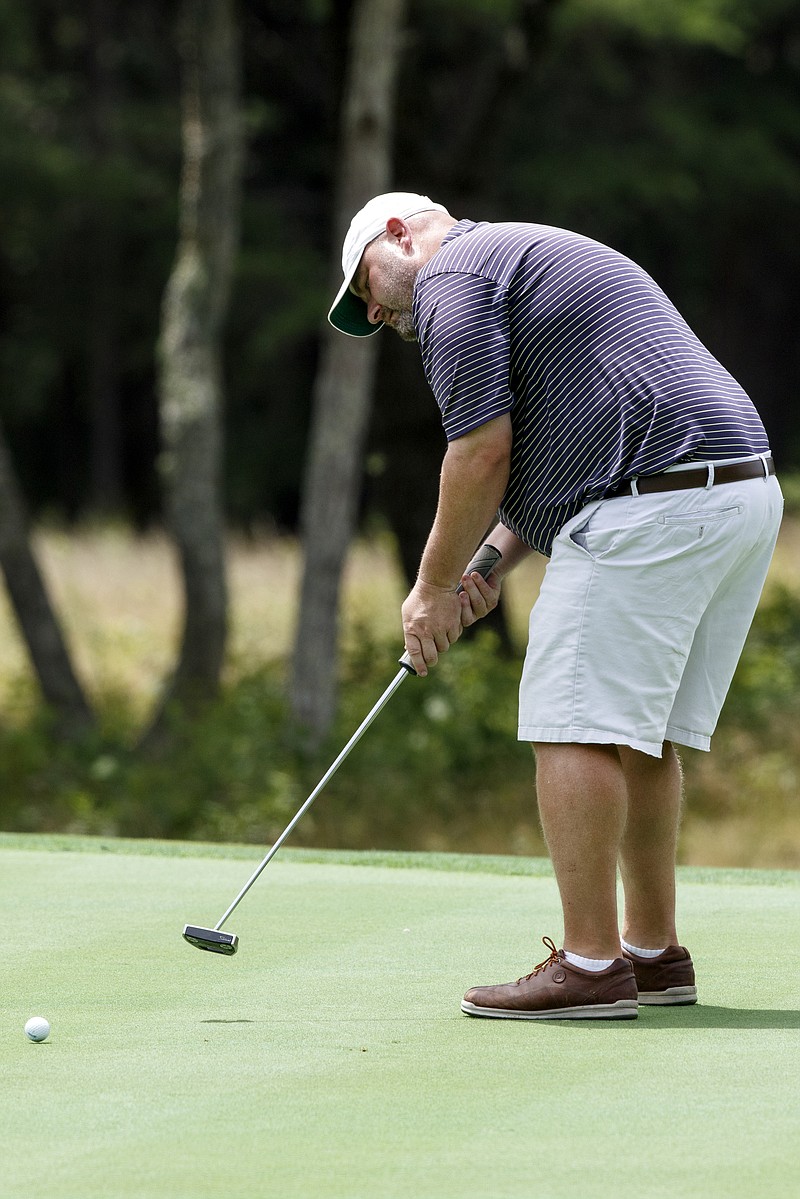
top-left (399, 543), bottom-right (502, 673)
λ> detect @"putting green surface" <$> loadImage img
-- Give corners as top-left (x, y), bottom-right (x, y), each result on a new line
top-left (3, 835), bottom-right (799, 1199)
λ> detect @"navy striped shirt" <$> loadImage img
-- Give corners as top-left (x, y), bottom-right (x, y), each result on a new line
top-left (413, 220), bottom-right (769, 555)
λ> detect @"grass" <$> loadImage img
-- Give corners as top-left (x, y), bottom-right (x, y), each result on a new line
top-left (3, 835), bottom-right (799, 1199)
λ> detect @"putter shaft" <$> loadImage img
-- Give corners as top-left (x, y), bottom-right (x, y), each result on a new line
top-left (213, 663), bottom-right (411, 931)
top-left (184, 542), bottom-right (502, 952)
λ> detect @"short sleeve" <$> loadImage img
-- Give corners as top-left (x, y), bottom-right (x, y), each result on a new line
top-left (415, 273), bottom-right (513, 441)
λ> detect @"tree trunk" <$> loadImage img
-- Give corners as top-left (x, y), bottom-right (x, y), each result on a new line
top-left (291, 0), bottom-right (407, 742)
top-left (0, 423), bottom-right (94, 735)
top-left (142, 0), bottom-right (242, 745)
top-left (87, 0), bottom-right (125, 515)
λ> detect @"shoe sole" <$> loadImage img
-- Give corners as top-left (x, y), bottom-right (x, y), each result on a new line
top-left (460, 998), bottom-right (638, 1020)
top-left (637, 985), bottom-right (698, 1006)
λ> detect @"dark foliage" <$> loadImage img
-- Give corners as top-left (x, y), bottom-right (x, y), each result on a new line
top-left (0, 0), bottom-right (797, 546)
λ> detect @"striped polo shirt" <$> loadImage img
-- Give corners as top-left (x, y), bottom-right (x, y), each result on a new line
top-left (413, 220), bottom-right (769, 555)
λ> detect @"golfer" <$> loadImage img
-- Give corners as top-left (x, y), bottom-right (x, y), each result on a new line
top-left (328, 192), bottom-right (783, 1021)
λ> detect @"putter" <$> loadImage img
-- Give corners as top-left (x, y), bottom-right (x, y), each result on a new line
top-left (183, 542), bottom-right (502, 955)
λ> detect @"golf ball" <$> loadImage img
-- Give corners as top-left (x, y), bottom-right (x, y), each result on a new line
top-left (24, 1016), bottom-right (50, 1042)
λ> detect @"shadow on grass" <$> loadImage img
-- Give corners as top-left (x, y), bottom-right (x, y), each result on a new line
top-left (194, 1008), bottom-right (800, 1029)
top-left (642, 1006), bottom-right (800, 1029)
top-left (200, 1018), bottom-right (256, 1024)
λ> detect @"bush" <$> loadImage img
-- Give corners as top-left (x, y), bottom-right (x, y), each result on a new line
top-left (721, 585), bottom-right (800, 728)
top-left (0, 631), bottom-right (537, 852)
top-left (0, 665), bottom-right (301, 841)
top-left (0, 593), bottom-right (798, 866)
top-left (325, 630), bottom-right (536, 850)
top-left (680, 586), bottom-right (800, 865)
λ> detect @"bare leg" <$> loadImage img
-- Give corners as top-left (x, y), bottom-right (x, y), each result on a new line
top-left (618, 742), bottom-right (682, 949)
top-left (533, 743), bottom-right (626, 961)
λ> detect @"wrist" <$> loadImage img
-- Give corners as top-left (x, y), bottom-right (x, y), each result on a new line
top-left (416, 576), bottom-right (458, 594)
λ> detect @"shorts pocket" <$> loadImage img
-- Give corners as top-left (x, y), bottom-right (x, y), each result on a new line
top-left (569, 504), bottom-right (624, 560)
top-left (658, 505), bottom-right (742, 527)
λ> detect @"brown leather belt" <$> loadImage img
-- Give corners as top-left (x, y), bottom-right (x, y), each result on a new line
top-left (609, 456), bottom-right (775, 498)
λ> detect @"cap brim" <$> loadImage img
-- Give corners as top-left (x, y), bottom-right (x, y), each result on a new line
top-left (328, 276), bottom-right (382, 338)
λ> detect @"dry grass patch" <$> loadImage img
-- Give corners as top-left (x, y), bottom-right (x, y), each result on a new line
top-left (0, 515), bottom-right (797, 867)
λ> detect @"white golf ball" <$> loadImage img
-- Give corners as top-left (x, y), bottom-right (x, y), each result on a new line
top-left (24, 1016), bottom-right (50, 1042)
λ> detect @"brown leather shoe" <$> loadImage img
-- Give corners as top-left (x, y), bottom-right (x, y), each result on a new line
top-left (461, 937), bottom-right (638, 1021)
top-left (623, 945), bottom-right (697, 1005)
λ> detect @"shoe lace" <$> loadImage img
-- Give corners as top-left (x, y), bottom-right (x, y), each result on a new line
top-left (519, 936), bottom-right (560, 983)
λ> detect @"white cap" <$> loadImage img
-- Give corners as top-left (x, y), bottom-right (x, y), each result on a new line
top-left (327, 192), bottom-right (448, 337)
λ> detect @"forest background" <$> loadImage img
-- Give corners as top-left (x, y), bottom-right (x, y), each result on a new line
top-left (1, 0), bottom-right (799, 867)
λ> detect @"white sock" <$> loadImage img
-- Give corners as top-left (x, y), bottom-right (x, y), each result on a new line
top-left (563, 950), bottom-right (616, 972)
top-left (621, 938), bottom-right (666, 959)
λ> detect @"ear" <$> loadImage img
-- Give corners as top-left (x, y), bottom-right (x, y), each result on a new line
top-left (385, 217), bottom-right (413, 252)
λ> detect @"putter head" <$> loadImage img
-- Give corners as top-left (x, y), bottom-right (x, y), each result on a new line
top-left (183, 924), bottom-right (239, 955)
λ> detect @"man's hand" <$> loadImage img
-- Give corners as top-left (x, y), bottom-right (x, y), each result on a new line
top-left (401, 580), bottom-right (463, 677)
top-left (459, 570), bottom-right (502, 628)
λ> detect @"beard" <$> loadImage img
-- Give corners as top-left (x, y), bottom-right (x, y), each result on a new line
top-left (375, 249), bottom-right (418, 341)
top-left (391, 310), bottom-right (417, 342)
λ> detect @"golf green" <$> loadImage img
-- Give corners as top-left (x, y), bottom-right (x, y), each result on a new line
top-left (3, 834), bottom-right (799, 1198)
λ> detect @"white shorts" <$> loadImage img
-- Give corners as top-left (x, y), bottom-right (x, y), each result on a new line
top-left (518, 467), bottom-right (783, 757)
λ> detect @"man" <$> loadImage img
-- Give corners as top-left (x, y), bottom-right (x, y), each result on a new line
top-left (328, 192), bottom-right (783, 1021)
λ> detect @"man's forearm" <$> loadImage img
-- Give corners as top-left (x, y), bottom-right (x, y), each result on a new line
top-left (417, 417), bottom-right (512, 589)
top-left (482, 522), bottom-right (535, 579)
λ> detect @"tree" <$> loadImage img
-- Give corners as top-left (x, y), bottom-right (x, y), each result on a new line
top-left (290, 0), bottom-right (408, 742)
top-left (143, 0), bottom-right (243, 744)
top-left (0, 420), bottom-right (94, 735)
top-left (86, 0), bottom-right (125, 515)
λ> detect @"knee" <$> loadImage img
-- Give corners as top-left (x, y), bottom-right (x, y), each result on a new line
top-left (532, 742), bottom-right (622, 774)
